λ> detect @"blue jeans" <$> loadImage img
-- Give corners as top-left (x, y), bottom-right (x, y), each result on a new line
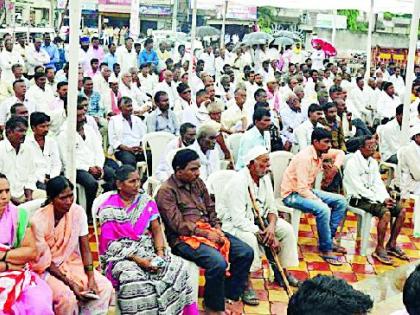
top-left (283, 189), bottom-right (347, 252)
top-left (172, 233), bottom-right (253, 312)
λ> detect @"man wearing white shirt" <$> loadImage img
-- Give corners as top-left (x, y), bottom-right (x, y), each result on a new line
top-left (215, 48), bottom-right (228, 81)
top-left (294, 103), bottom-right (324, 151)
top-left (119, 72), bottom-right (150, 113)
top-left (221, 88), bottom-right (249, 133)
top-left (25, 38), bottom-right (50, 77)
top-left (155, 122), bottom-right (197, 182)
top-left (0, 117), bottom-right (40, 204)
top-left (26, 72), bottom-right (55, 114)
top-left (377, 82), bottom-right (401, 122)
top-left (182, 89), bottom-right (209, 127)
top-left (310, 44), bottom-right (326, 71)
top-left (153, 70), bottom-right (178, 110)
top-left (399, 125), bottom-right (420, 199)
top-left (219, 146), bottom-right (300, 290)
top-left (57, 99), bottom-right (111, 215)
top-left (10, 64), bottom-right (30, 88)
top-left (200, 46), bottom-right (216, 77)
top-left (138, 63), bottom-right (156, 97)
top-left (175, 82), bottom-right (192, 112)
top-left (0, 39), bottom-right (24, 84)
top-left (189, 123), bottom-right (220, 181)
top-left (379, 104), bottom-right (404, 164)
top-left (280, 93), bottom-right (306, 143)
top-left (0, 79), bottom-right (36, 129)
top-left (348, 77), bottom-right (369, 120)
top-left (93, 63), bottom-right (112, 96)
top-left (108, 96), bottom-right (148, 168)
top-left (390, 67), bottom-right (405, 101)
top-left (115, 37), bottom-right (138, 74)
top-left (24, 112), bottom-right (61, 190)
top-left (13, 36), bottom-right (27, 73)
top-left (344, 136), bottom-right (407, 265)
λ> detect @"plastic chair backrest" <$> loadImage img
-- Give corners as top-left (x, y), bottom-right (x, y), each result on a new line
top-left (92, 191), bottom-right (115, 250)
top-left (142, 131), bottom-right (177, 176)
top-left (226, 133), bottom-right (243, 165)
top-left (269, 151), bottom-right (294, 199)
top-left (206, 170), bottom-right (237, 214)
top-left (20, 198), bottom-right (46, 218)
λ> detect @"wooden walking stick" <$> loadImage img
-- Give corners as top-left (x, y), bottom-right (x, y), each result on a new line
top-left (247, 186), bottom-right (293, 298)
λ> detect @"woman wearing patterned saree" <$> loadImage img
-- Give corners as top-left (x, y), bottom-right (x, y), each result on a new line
top-left (97, 165), bottom-right (198, 315)
top-left (0, 173), bottom-right (53, 315)
top-left (31, 176), bottom-right (113, 315)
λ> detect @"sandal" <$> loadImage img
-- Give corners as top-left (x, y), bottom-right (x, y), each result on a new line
top-left (320, 255), bottom-right (343, 266)
top-left (332, 244), bottom-right (348, 254)
top-left (372, 250), bottom-right (394, 265)
top-left (387, 246), bottom-right (410, 261)
top-left (241, 288), bottom-right (260, 306)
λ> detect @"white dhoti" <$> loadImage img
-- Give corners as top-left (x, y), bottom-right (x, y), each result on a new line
top-left (230, 218), bottom-right (299, 272)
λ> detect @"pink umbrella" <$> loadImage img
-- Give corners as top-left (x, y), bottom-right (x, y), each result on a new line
top-left (311, 38), bottom-right (337, 57)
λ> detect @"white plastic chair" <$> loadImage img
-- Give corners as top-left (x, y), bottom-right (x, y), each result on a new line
top-left (226, 133), bottom-right (243, 165)
top-left (20, 198), bottom-right (46, 218)
top-left (91, 191), bottom-right (115, 251)
top-left (206, 170), bottom-right (237, 216)
top-left (377, 124), bottom-right (397, 187)
top-left (269, 151), bottom-right (302, 240)
top-left (142, 132), bottom-right (177, 194)
top-left (76, 184), bottom-right (87, 212)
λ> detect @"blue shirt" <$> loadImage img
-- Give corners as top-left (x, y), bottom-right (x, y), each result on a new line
top-left (139, 49), bottom-right (159, 67)
top-left (42, 43), bottom-right (60, 71)
top-left (104, 53), bottom-right (117, 70)
top-left (145, 108), bottom-right (179, 135)
top-left (236, 126), bottom-right (271, 169)
top-left (79, 90), bottom-right (104, 117)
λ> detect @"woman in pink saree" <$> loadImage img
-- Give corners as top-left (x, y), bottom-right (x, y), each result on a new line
top-left (97, 165), bottom-right (198, 315)
top-left (0, 173), bottom-right (53, 315)
top-left (32, 176), bottom-right (113, 315)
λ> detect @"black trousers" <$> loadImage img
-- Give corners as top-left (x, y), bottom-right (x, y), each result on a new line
top-left (114, 150), bottom-right (152, 176)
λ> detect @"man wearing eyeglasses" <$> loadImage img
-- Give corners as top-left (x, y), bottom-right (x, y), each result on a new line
top-left (343, 135), bottom-right (407, 265)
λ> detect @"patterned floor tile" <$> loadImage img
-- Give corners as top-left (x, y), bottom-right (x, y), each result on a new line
top-left (268, 290), bottom-right (289, 303)
top-left (270, 302), bottom-right (288, 315)
top-left (244, 301), bottom-right (271, 314)
top-left (309, 270), bottom-right (333, 277)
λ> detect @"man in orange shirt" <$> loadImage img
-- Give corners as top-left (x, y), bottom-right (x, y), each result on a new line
top-left (281, 128), bottom-right (347, 265)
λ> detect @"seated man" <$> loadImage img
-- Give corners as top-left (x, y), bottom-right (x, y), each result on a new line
top-left (293, 103), bottom-right (324, 152)
top-left (156, 149), bottom-right (254, 315)
top-left (146, 91), bottom-right (179, 135)
top-left (108, 96), bottom-right (148, 168)
top-left (379, 104), bottom-right (403, 164)
top-left (155, 122), bottom-right (197, 182)
top-left (219, 146), bottom-right (300, 298)
top-left (281, 128), bottom-right (347, 265)
top-left (236, 108), bottom-right (272, 169)
top-left (189, 122), bottom-right (221, 181)
top-left (399, 124), bottom-right (420, 198)
top-left (288, 275), bottom-right (373, 315)
top-left (320, 102), bottom-right (346, 151)
top-left (344, 135), bottom-right (408, 265)
top-left (0, 116), bottom-right (43, 204)
top-left (24, 112), bottom-right (61, 190)
top-left (58, 96), bottom-right (114, 217)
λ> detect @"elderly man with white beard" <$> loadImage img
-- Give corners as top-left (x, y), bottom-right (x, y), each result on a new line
top-left (218, 146), bottom-right (300, 306)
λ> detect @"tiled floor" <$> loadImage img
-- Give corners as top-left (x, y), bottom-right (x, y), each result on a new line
top-left (90, 200), bottom-right (418, 315)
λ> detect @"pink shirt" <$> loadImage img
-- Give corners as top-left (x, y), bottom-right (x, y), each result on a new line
top-left (88, 46), bottom-right (105, 63)
top-left (281, 145), bottom-right (344, 200)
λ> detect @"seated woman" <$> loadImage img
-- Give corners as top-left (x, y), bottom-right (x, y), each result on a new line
top-left (31, 176), bottom-right (113, 315)
top-left (0, 173), bottom-right (53, 315)
top-left (97, 165), bottom-right (198, 314)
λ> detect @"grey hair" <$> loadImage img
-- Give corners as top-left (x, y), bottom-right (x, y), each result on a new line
top-left (197, 123), bottom-right (218, 140)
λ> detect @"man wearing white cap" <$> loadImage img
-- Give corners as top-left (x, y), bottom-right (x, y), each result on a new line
top-left (102, 75), bottom-right (121, 115)
top-left (219, 145), bottom-right (300, 300)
